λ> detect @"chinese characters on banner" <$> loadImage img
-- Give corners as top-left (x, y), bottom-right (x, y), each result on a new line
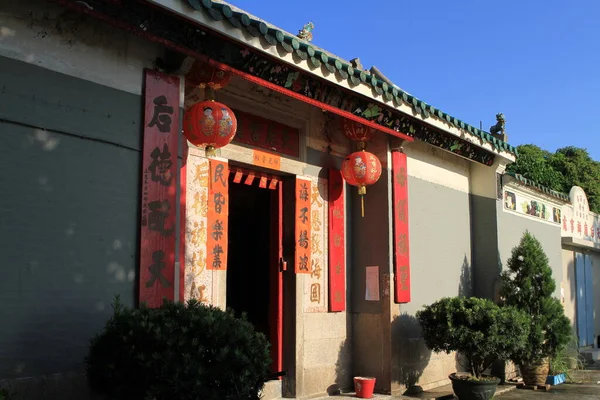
top-left (304, 177), bottom-right (328, 312)
top-left (139, 69), bottom-right (180, 308)
top-left (560, 186), bottom-right (600, 244)
top-left (328, 169), bottom-right (346, 312)
top-left (392, 151), bottom-right (411, 303)
top-left (252, 149), bottom-right (282, 170)
top-left (295, 177), bottom-right (312, 274)
top-left (207, 159), bottom-right (229, 270)
top-left (232, 109), bottom-right (300, 158)
top-left (184, 155), bottom-right (212, 303)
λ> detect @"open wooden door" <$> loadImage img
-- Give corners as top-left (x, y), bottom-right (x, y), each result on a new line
top-left (269, 180), bottom-right (284, 374)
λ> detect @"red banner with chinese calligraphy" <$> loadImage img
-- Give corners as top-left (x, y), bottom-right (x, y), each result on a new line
top-left (232, 109), bottom-right (300, 158)
top-left (207, 159), bottom-right (229, 270)
top-left (392, 151), bottom-right (411, 303)
top-left (295, 177), bottom-right (312, 273)
top-left (328, 169), bottom-right (346, 311)
top-left (139, 69), bottom-right (180, 308)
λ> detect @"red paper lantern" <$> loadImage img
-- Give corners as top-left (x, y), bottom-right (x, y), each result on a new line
top-left (342, 119), bottom-right (374, 150)
top-left (186, 59), bottom-right (231, 90)
top-left (183, 100), bottom-right (237, 155)
top-left (341, 150), bottom-right (382, 217)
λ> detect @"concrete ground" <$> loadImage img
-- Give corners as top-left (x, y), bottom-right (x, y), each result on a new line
top-left (495, 370), bottom-right (600, 400)
top-left (312, 370), bottom-right (600, 399)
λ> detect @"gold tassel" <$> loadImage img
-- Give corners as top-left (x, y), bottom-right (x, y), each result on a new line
top-left (358, 186), bottom-right (366, 218)
top-left (361, 195), bottom-right (365, 218)
top-left (206, 145), bottom-right (216, 157)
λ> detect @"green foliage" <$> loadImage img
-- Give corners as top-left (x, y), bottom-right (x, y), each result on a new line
top-left (500, 232), bottom-right (572, 365)
top-left (549, 335), bottom-right (585, 382)
top-left (416, 297), bottom-right (530, 379)
top-left (506, 145), bottom-right (565, 191)
top-left (507, 144), bottom-right (600, 213)
top-left (86, 297), bottom-right (272, 400)
top-left (0, 389), bottom-right (10, 400)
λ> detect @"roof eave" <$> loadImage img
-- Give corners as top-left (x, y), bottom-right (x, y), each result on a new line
top-left (148, 0), bottom-right (516, 160)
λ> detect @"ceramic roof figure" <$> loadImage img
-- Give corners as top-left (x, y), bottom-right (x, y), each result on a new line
top-left (490, 113), bottom-right (507, 141)
top-left (297, 22), bottom-right (314, 42)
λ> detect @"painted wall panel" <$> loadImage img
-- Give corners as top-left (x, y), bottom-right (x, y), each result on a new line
top-left (392, 175), bottom-right (472, 392)
top-left (0, 56), bottom-right (142, 380)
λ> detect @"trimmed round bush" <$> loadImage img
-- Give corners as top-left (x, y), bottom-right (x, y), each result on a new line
top-left (417, 296), bottom-right (530, 378)
top-left (86, 298), bottom-right (271, 400)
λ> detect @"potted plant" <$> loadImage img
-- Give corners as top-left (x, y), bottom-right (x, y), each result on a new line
top-left (500, 232), bottom-right (572, 387)
top-left (417, 297), bottom-right (530, 400)
top-left (547, 335), bottom-right (585, 385)
top-left (86, 296), bottom-right (272, 400)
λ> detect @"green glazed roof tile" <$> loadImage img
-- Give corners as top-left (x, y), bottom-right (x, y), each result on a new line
top-left (505, 172), bottom-right (570, 201)
top-left (182, 0), bottom-right (518, 157)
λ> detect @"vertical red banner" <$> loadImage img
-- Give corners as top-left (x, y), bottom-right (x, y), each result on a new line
top-left (207, 159), bottom-right (229, 270)
top-left (392, 151), bottom-right (411, 303)
top-left (295, 177), bottom-right (312, 274)
top-left (328, 169), bottom-right (346, 312)
top-left (139, 69), bottom-right (180, 308)
top-left (178, 141), bottom-right (187, 302)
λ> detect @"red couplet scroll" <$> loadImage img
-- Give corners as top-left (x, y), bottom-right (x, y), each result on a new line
top-left (392, 151), bottom-right (411, 303)
top-left (139, 69), bottom-right (180, 308)
top-left (328, 169), bottom-right (346, 312)
top-left (295, 177), bottom-right (312, 274)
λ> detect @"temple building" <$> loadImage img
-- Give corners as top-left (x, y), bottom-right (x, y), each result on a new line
top-left (3, 1), bottom-right (596, 399)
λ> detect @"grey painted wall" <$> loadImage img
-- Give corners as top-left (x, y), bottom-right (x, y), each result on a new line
top-left (391, 175), bottom-right (472, 390)
top-left (401, 176), bottom-right (473, 315)
top-left (470, 195), bottom-right (500, 299)
top-left (497, 201), bottom-right (563, 299)
top-left (0, 56), bottom-right (141, 380)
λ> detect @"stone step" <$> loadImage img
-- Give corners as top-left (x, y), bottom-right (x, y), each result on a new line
top-left (580, 349), bottom-right (600, 362)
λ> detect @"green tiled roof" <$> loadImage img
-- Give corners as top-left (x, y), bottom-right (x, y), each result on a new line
top-left (505, 172), bottom-right (570, 202)
top-left (187, 0), bottom-right (518, 156)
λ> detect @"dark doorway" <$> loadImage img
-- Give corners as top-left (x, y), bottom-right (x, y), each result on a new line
top-left (227, 176), bottom-right (272, 337)
top-left (227, 172), bottom-right (284, 374)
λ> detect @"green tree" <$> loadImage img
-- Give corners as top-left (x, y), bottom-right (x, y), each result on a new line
top-left (507, 145), bottom-right (600, 213)
top-left (506, 145), bottom-right (565, 191)
top-left (550, 146), bottom-right (600, 214)
top-left (500, 232), bottom-right (571, 365)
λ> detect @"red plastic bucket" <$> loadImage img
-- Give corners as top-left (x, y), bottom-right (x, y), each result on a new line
top-left (354, 376), bottom-right (376, 398)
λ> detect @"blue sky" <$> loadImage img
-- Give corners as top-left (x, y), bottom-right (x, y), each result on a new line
top-left (228, 0), bottom-right (600, 160)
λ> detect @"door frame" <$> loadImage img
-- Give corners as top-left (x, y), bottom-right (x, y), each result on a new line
top-left (269, 179), bottom-right (284, 374)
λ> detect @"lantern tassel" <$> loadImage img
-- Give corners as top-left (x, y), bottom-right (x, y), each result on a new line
top-left (358, 186), bottom-right (366, 218)
top-left (361, 195), bottom-right (365, 218)
top-left (206, 146), bottom-right (216, 157)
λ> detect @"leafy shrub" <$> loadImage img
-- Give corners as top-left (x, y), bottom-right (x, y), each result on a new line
top-left (86, 297), bottom-right (272, 400)
top-left (500, 232), bottom-right (572, 365)
top-left (417, 297), bottom-right (530, 379)
top-left (549, 335), bottom-right (585, 382)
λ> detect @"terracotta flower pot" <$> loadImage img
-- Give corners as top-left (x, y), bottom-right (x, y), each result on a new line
top-left (520, 358), bottom-right (550, 386)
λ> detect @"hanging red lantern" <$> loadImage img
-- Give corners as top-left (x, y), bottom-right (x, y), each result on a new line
top-left (342, 119), bottom-right (375, 150)
top-left (341, 150), bottom-right (382, 217)
top-left (183, 100), bottom-right (237, 156)
top-left (186, 59), bottom-right (232, 90)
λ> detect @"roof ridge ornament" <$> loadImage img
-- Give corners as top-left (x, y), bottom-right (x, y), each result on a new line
top-left (297, 22), bottom-right (314, 42)
top-left (490, 113), bottom-right (507, 142)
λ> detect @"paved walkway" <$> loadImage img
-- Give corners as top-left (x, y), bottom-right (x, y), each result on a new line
top-left (496, 370), bottom-right (600, 400)
top-left (312, 370), bottom-right (600, 399)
